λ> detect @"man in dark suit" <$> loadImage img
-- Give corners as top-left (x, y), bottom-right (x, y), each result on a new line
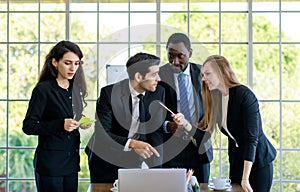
top-left (85, 52), bottom-right (165, 183)
top-left (159, 33), bottom-right (213, 183)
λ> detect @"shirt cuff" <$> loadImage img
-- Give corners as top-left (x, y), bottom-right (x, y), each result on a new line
top-left (163, 121), bottom-right (170, 133)
top-left (124, 139), bottom-right (132, 151)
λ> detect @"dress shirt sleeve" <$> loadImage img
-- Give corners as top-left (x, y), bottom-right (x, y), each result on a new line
top-left (124, 139), bottom-right (132, 151)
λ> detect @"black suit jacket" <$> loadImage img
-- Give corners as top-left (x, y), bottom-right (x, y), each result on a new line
top-left (219, 85), bottom-right (276, 181)
top-left (85, 79), bottom-right (165, 183)
top-left (22, 78), bottom-right (82, 176)
top-left (158, 63), bottom-right (213, 168)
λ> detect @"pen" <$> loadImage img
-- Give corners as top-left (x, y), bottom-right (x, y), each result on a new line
top-left (158, 101), bottom-right (175, 115)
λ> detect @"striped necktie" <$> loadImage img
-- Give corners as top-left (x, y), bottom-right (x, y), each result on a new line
top-left (178, 73), bottom-right (191, 123)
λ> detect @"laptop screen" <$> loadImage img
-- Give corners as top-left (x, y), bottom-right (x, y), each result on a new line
top-left (118, 168), bottom-right (187, 192)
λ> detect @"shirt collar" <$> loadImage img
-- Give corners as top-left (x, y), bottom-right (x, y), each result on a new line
top-left (128, 81), bottom-right (145, 97)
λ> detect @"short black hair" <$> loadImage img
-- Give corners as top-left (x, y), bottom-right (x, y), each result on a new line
top-left (126, 52), bottom-right (160, 80)
top-left (166, 33), bottom-right (191, 51)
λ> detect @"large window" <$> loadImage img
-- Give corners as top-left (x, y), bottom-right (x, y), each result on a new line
top-left (0, 0), bottom-right (299, 191)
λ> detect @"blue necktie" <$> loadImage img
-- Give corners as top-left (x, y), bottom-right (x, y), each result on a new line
top-left (178, 73), bottom-right (191, 123)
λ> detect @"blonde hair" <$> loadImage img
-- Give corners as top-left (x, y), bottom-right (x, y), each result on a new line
top-left (199, 55), bottom-right (240, 133)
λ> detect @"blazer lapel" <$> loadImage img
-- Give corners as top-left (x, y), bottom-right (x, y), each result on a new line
top-left (111, 79), bottom-right (132, 127)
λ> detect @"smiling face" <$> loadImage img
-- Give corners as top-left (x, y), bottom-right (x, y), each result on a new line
top-left (52, 51), bottom-right (81, 81)
top-left (137, 65), bottom-right (161, 92)
top-left (202, 61), bottom-right (223, 91)
top-left (167, 42), bottom-right (191, 73)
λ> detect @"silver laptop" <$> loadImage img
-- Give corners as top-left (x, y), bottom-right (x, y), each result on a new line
top-left (118, 168), bottom-right (187, 192)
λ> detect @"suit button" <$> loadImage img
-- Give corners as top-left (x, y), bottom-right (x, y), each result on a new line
top-left (67, 135), bottom-right (71, 140)
top-left (68, 152), bottom-right (70, 156)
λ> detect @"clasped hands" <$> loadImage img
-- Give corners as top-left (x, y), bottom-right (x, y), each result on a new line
top-left (167, 113), bottom-right (192, 137)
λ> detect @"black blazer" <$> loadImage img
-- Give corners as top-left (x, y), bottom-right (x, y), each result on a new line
top-left (22, 78), bottom-right (83, 176)
top-left (220, 85), bottom-right (276, 181)
top-left (158, 63), bottom-right (213, 167)
top-left (85, 79), bottom-right (165, 182)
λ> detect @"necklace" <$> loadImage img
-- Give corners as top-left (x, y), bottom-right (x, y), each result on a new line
top-left (56, 79), bottom-right (69, 90)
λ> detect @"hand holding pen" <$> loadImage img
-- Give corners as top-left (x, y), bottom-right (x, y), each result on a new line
top-left (158, 102), bottom-right (192, 132)
top-left (64, 114), bottom-right (80, 132)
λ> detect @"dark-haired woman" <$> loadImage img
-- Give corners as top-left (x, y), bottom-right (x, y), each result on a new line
top-left (23, 40), bottom-right (90, 192)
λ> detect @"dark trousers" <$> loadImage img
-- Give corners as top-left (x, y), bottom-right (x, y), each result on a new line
top-left (249, 162), bottom-right (273, 192)
top-left (35, 171), bottom-right (78, 192)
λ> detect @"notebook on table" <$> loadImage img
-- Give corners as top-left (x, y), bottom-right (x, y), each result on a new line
top-left (118, 168), bottom-right (187, 192)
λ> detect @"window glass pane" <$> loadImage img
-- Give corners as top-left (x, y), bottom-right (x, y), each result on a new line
top-left (189, 43), bottom-right (211, 65)
top-left (9, 1), bottom-right (38, 11)
top-left (253, 13), bottom-right (279, 42)
top-left (9, 44), bottom-right (38, 100)
top-left (40, 43), bottom-right (56, 68)
top-left (79, 44), bottom-right (98, 99)
top-left (40, 1), bottom-right (65, 11)
top-left (40, 13), bottom-right (65, 42)
top-left (160, 24), bottom-right (184, 46)
top-left (161, 2), bottom-right (187, 11)
top-left (8, 149), bottom-right (35, 178)
top-left (9, 13), bottom-right (38, 42)
top-left (99, 3), bottom-right (128, 11)
top-left (99, 44), bottom-right (128, 86)
top-left (160, 45), bottom-right (168, 65)
top-left (0, 0), bottom-right (7, 11)
top-left (282, 13), bottom-right (300, 42)
top-left (0, 102), bottom-right (7, 147)
top-left (137, 44), bottom-right (157, 56)
top-left (9, 101), bottom-right (37, 146)
top-left (0, 13), bottom-right (7, 42)
top-left (0, 150), bottom-right (6, 177)
top-left (99, 13), bottom-right (128, 42)
top-left (282, 103), bottom-right (300, 149)
top-left (282, 151), bottom-right (300, 180)
top-left (130, 2), bottom-right (156, 11)
top-left (8, 181), bottom-right (36, 192)
top-left (282, 182), bottom-right (300, 191)
top-left (220, 150), bottom-right (229, 177)
top-left (70, 13), bottom-right (98, 42)
top-left (70, 1), bottom-right (97, 11)
top-left (222, 13), bottom-right (247, 42)
top-left (210, 149), bottom-right (220, 178)
top-left (272, 153), bottom-right (280, 180)
top-left (201, 44), bottom-right (219, 56)
top-left (252, 0), bottom-right (279, 11)
top-left (253, 44), bottom-right (279, 100)
top-left (191, 0), bottom-right (219, 11)
top-left (0, 44), bottom-right (7, 99)
top-left (130, 14), bottom-right (156, 42)
top-left (190, 13), bottom-right (219, 42)
top-left (282, 44), bottom-right (300, 100)
top-left (161, 13), bottom-right (188, 34)
top-left (260, 102), bottom-right (279, 149)
top-left (282, 1), bottom-right (300, 11)
top-left (221, 44), bottom-right (247, 84)
top-left (221, 0), bottom-right (247, 11)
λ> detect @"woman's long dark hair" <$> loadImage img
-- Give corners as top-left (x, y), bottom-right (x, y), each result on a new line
top-left (38, 40), bottom-right (88, 106)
